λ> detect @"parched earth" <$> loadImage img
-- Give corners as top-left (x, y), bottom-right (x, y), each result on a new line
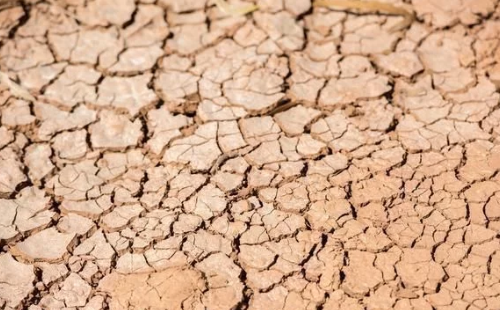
top-left (1, 0), bottom-right (500, 309)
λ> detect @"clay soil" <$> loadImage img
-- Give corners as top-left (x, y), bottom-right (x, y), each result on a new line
top-left (1, 0), bottom-right (500, 309)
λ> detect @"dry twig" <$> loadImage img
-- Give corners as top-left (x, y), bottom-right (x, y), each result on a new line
top-left (0, 72), bottom-right (36, 102)
top-left (214, 0), bottom-right (258, 16)
top-left (314, 0), bottom-right (414, 31)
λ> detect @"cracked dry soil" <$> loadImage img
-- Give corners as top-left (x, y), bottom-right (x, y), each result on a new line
top-left (1, 0), bottom-right (500, 309)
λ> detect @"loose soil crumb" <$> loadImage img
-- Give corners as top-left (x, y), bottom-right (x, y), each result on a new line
top-left (0, 0), bottom-right (500, 309)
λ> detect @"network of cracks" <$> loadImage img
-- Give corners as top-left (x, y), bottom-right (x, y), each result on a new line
top-left (1, 0), bottom-right (500, 309)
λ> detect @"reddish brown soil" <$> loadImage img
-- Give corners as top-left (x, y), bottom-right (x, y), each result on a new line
top-left (1, 0), bottom-right (500, 309)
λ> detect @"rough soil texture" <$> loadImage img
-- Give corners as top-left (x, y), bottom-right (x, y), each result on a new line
top-left (1, 0), bottom-right (500, 309)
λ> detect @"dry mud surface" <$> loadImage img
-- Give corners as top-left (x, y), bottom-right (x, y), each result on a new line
top-left (1, 0), bottom-right (500, 309)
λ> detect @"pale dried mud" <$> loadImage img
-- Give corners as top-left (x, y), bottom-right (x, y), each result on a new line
top-left (1, 0), bottom-right (500, 309)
